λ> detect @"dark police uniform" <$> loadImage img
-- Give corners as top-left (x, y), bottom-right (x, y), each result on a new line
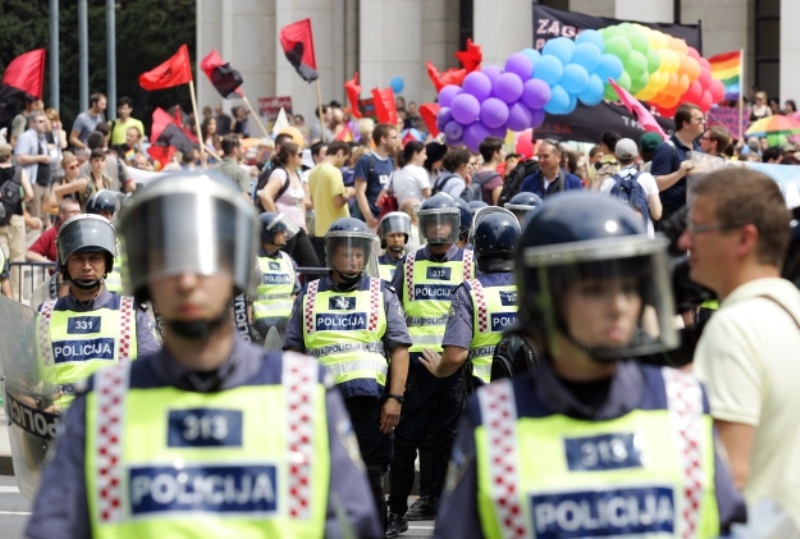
top-left (378, 253), bottom-right (403, 282)
top-left (25, 337), bottom-right (383, 539)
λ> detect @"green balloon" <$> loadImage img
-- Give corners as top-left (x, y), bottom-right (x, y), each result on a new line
top-left (627, 30), bottom-right (650, 54)
top-left (624, 51), bottom-right (648, 79)
top-left (603, 26), bottom-right (624, 39)
top-left (646, 49), bottom-right (662, 73)
top-left (605, 36), bottom-right (632, 61)
top-left (617, 71), bottom-right (632, 91)
top-left (630, 72), bottom-right (650, 94)
top-left (604, 83), bottom-right (619, 101)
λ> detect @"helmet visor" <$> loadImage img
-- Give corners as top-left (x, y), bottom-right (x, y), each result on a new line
top-left (379, 212), bottom-right (411, 239)
top-left (419, 212), bottom-right (459, 245)
top-left (57, 215), bottom-right (116, 265)
top-left (325, 236), bottom-right (374, 273)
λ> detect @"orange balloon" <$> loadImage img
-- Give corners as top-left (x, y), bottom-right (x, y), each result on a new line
top-left (672, 37), bottom-right (688, 55)
top-left (685, 57), bottom-right (701, 83)
top-left (278, 126), bottom-right (304, 147)
top-left (678, 73), bottom-right (690, 95)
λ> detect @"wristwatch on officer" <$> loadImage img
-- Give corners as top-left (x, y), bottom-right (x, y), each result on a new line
top-left (387, 393), bottom-right (405, 404)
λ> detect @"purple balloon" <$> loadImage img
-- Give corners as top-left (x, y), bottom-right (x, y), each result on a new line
top-left (463, 122), bottom-right (491, 153)
top-left (487, 125), bottom-right (507, 139)
top-left (450, 93), bottom-right (481, 124)
top-left (479, 97), bottom-right (510, 129)
top-left (530, 108), bottom-right (546, 129)
top-left (506, 102), bottom-right (533, 132)
top-left (438, 85), bottom-right (462, 108)
top-left (445, 135), bottom-right (463, 147)
top-left (493, 72), bottom-right (524, 104)
top-left (504, 53), bottom-right (534, 80)
top-left (436, 107), bottom-right (453, 131)
top-left (444, 120), bottom-right (464, 140)
top-left (462, 71), bottom-right (493, 102)
top-left (481, 65), bottom-right (503, 84)
top-left (521, 79), bottom-right (551, 110)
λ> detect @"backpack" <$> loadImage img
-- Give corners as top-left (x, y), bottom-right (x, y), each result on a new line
top-left (431, 172), bottom-right (460, 196)
top-left (490, 331), bottom-right (541, 381)
top-left (253, 166), bottom-right (290, 213)
top-left (460, 170), bottom-right (500, 203)
top-left (0, 167), bottom-right (21, 227)
top-left (609, 171), bottom-right (650, 224)
top-left (497, 160), bottom-right (540, 207)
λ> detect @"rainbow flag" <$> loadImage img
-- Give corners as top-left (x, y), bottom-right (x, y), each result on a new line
top-left (708, 50), bottom-right (741, 100)
top-left (334, 123), bottom-right (353, 142)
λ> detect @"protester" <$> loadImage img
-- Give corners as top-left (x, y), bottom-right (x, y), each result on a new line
top-left (69, 93), bottom-right (106, 149)
top-left (519, 139), bottom-right (583, 198)
top-left (392, 141), bottom-right (430, 209)
top-left (353, 123), bottom-right (399, 229)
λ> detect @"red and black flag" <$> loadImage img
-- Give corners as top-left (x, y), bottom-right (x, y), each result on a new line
top-left (139, 45), bottom-right (193, 91)
top-left (0, 48), bottom-right (46, 126)
top-left (200, 50), bottom-right (243, 99)
top-left (147, 107), bottom-right (198, 166)
top-left (279, 19), bottom-right (318, 83)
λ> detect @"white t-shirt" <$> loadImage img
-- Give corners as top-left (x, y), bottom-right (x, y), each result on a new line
top-left (693, 278), bottom-right (800, 529)
top-left (270, 168), bottom-right (307, 233)
top-left (599, 166), bottom-right (658, 237)
top-left (391, 164), bottom-right (431, 207)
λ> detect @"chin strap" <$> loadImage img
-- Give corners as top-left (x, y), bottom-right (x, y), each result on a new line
top-left (389, 246), bottom-right (405, 254)
top-left (167, 307), bottom-right (231, 341)
top-left (70, 278), bottom-right (104, 291)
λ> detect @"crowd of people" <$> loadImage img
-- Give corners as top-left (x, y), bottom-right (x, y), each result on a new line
top-left (0, 86), bottom-right (799, 539)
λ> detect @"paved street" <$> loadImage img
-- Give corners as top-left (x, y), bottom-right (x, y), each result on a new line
top-left (0, 476), bottom-right (30, 539)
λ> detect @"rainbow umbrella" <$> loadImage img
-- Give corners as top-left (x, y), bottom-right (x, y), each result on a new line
top-left (745, 115), bottom-right (800, 147)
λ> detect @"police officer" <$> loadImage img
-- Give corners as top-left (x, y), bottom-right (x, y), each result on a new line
top-left (377, 211), bottom-right (411, 281)
top-left (250, 212), bottom-right (299, 344)
top-left (420, 209), bottom-right (520, 386)
top-left (85, 190), bottom-right (124, 293)
top-left (37, 214), bottom-right (159, 409)
top-left (455, 198), bottom-right (473, 250)
top-left (26, 173), bottom-right (383, 539)
top-left (504, 191), bottom-right (542, 223)
top-left (467, 200), bottom-right (488, 214)
top-left (434, 192), bottom-right (747, 538)
top-left (284, 217), bottom-right (410, 532)
top-left (387, 193), bottom-right (475, 534)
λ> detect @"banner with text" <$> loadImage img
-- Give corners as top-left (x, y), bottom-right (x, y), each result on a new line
top-left (258, 96), bottom-right (293, 123)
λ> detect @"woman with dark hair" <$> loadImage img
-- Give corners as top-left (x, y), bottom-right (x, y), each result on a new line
top-left (423, 142), bottom-right (448, 186)
top-left (200, 116), bottom-right (221, 155)
top-left (392, 140), bottom-right (430, 208)
top-left (259, 141), bottom-right (320, 267)
top-left (785, 99), bottom-right (797, 115)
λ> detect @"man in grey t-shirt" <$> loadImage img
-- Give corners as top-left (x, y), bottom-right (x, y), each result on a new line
top-left (69, 92), bottom-right (106, 149)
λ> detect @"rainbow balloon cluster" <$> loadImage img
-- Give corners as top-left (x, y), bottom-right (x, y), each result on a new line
top-left (436, 23), bottom-right (726, 151)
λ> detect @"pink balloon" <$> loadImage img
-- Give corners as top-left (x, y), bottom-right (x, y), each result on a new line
top-left (699, 90), bottom-right (713, 112)
top-left (521, 79), bottom-right (551, 110)
top-left (709, 79), bottom-right (725, 103)
top-left (515, 129), bottom-right (534, 159)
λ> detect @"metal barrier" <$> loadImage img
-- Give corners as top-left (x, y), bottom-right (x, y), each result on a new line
top-left (9, 261), bottom-right (56, 305)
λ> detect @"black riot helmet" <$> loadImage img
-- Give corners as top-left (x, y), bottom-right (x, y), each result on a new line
top-left (259, 212), bottom-right (289, 247)
top-left (515, 191), bottom-right (677, 362)
top-left (455, 198), bottom-right (473, 238)
top-left (504, 191), bottom-right (543, 222)
top-left (56, 214), bottom-right (116, 291)
top-left (473, 208), bottom-right (520, 273)
top-left (378, 211), bottom-right (411, 251)
top-left (325, 218), bottom-right (374, 283)
top-left (86, 190), bottom-right (122, 219)
top-left (467, 200), bottom-right (488, 214)
top-left (418, 193), bottom-right (460, 247)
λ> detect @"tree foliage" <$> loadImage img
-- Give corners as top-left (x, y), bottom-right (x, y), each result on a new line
top-left (0, 0), bottom-right (196, 136)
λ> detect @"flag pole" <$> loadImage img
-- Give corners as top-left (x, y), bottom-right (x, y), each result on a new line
top-left (738, 47), bottom-right (744, 142)
top-left (188, 79), bottom-right (209, 163)
top-left (242, 94), bottom-right (271, 140)
top-left (315, 79), bottom-right (326, 143)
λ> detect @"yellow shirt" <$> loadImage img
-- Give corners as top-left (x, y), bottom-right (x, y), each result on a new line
top-left (309, 162), bottom-right (349, 237)
top-left (109, 117), bottom-right (145, 146)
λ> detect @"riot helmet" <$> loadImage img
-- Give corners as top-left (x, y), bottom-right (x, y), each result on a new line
top-left (467, 200), bottom-right (488, 214)
top-left (378, 211), bottom-right (411, 252)
top-left (418, 193), bottom-right (460, 247)
top-left (56, 214), bottom-right (116, 291)
top-left (504, 192), bottom-right (543, 222)
top-left (473, 208), bottom-right (520, 273)
top-left (259, 212), bottom-right (289, 248)
top-left (455, 198), bottom-right (473, 238)
top-left (117, 171), bottom-right (257, 307)
top-left (86, 190), bottom-right (122, 220)
top-left (515, 192), bottom-right (677, 362)
top-left (325, 218), bottom-right (374, 284)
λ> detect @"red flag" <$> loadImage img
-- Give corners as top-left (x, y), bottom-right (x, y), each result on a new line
top-left (139, 45), bottom-right (193, 91)
top-left (2, 48), bottom-right (46, 99)
top-left (344, 72), bottom-right (362, 119)
top-left (454, 39), bottom-right (482, 72)
top-left (334, 124), bottom-right (354, 142)
top-left (146, 145), bottom-right (176, 169)
top-left (200, 49), bottom-right (244, 98)
top-left (426, 61), bottom-right (467, 92)
top-left (608, 78), bottom-right (668, 141)
top-left (419, 103), bottom-right (440, 137)
top-left (279, 19), bottom-right (318, 83)
top-left (371, 88), bottom-right (398, 126)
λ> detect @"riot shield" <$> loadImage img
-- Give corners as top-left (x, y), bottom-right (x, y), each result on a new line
top-left (263, 326), bottom-right (284, 352)
top-left (0, 296), bottom-right (62, 501)
top-left (30, 273), bottom-right (60, 308)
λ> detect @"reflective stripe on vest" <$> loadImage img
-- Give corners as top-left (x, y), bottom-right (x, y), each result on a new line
top-left (38, 300), bottom-right (56, 368)
top-left (85, 354), bottom-right (328, 537)
top-left (303, 278), bottom-right (387, 391)
top-left (253, 252), bottom-right (296, 321)
top-left (468, 279), bottom-right (517, 384)
top-left (474, 370), bottom-right (720, 539)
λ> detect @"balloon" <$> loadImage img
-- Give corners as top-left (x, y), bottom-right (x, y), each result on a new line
top-left (687, 46), bottom-right (701, 59)
top-left (488, 126), bottom-right (507, 139)
top-left (560, 64), bottom-right (589, 94)
top-left (521, 48), bottom-right (541, 67)
top-left (684, 81), bottom-right (703, 105)
top-left (698, 69), bottom-right (713, 88)
top-left (444, 121), bottom-right (464, 140)
top-left (677, 73), bottom-right (690, 95)
top-left (481, 65), bottom-right (503, 84)
top-left (604, 84), bottom-right (619, 101)
top-left (699, 90), bottom-right (713, 112)
top-left (532, 55), bottom-right (564, 86)
top-left (578, 74), bottom-right (604, 106)
top-left (521, 78), bottom-right (551, 109)
top-left (543, 84), bottom-right (570, 115)
top-left (646, 49), bottom-right (662, 73)
top-left (505, 52), bottom-right (534, 80)
top-left (672, 37), bottom-right (688, 56)
top-left (493, 72), bottom-right (524, 104)
top-left (624, 50), bottom-right (648, 79)
top-left (617, 71), bottom-right (632, 91)
top-left (630, 72), bottom-right (649, 96)
top-left (627, 30), bottom-right (650, 54)
top-left (463, 122), bottom-right (491, 153)
top-left (436, 107), bottom-right (453, 131)
top-left (542, 37), bottom-right (575, 65)
top-left (438, 85), bottom-right (462, 108)
top-left (575, 29), bottom-right (605, 51)
top-left (709, 79), bottom-right (725, 103)
top-left (698, 57), bottom-right (711, 73)
top-left (390, 76), bottom-right (405, 94)
top-left (604, 36), bottom-right (632, 61)
top-left (515, 129), bottom-right (534, 158)
top-left (450, 93), bottom-right (481, 124)
top-left (570, 42), bottom-right (603, 72)
top-left (596, 54), bottom-right (624, 82)
top-left (530, 109), bottom-right (546, 129)
top-left (602, 26), bottom-right (624, 40)
top-left (660, 49), bottom-right (678, 73)
top-left (480, 97), bottom-right (510, 129)
top-left (684, 57), bottom-right (701, 82)
top-left (506, 102), bottom-right (533, 132)
top-left (462, 71), bottom-right (493, 102)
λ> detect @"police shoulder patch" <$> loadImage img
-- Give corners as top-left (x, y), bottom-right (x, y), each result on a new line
top-left (448, 302), bottom-right (459, 322)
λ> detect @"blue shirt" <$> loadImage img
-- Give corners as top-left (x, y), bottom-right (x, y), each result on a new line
top-left (353, 152), bottom-right (394, 219)
top-left (650, 134), bottom-right (700, 214)
top-left (519, 168), bottom-right (583, 198)
top-left (442, 272), bottom-right (514, 350)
